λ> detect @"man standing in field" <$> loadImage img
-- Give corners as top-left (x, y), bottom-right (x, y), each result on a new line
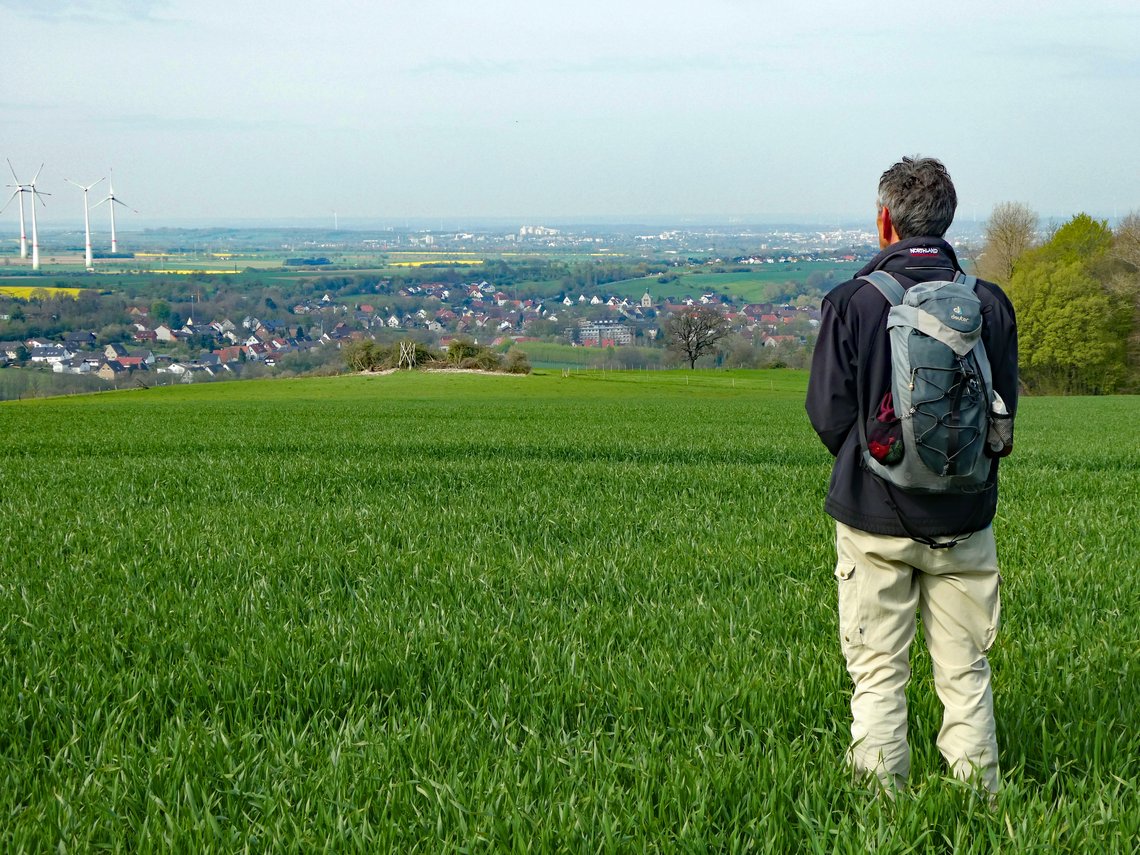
top-left (806, 157), bottom-right (1018, 795)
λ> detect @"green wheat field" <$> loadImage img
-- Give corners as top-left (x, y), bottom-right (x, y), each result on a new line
top-left (1, 370), bottom-right (1137, 852)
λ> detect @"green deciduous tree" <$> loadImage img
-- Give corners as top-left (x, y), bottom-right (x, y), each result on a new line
top-left (1007, 214), bottom-right (1135, 394)
top-left (150, 300), bottom-right (172, 325)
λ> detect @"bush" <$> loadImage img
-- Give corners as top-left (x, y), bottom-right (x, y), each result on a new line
top-left (342, 340), bottom-right (381, 372)
top-left (459, 349), bottom-right (502, 371)
top-left (445, 337), bottom-right (483, 366)
top-left (342, 339), bottom-right (443, 372)
top-left (505, 348), bottom-right (531, 374)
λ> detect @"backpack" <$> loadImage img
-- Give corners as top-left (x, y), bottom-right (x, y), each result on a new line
top-left (858, 270), bottom-right (1001, 495)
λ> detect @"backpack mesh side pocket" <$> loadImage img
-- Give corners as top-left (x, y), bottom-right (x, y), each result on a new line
top-left (865, 391), bottom-right (904, 465)
top-left (986, 390), bottom-right (1014, 457)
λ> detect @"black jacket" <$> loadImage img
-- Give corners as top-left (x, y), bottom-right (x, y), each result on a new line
top-left (805, 237), bottom-right (1019, 538)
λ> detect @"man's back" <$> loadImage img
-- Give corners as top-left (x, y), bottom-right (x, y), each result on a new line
top-left (806, 236), bottom-right (1018, 538)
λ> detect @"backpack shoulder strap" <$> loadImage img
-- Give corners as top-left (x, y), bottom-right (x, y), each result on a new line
top-left (859, 270), bottom-right (905, 306)
top-left (954, 271), bottom-right (978, 290)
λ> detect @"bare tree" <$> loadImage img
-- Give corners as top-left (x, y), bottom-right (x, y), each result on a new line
top-left (1113, 211), bottom-right (1140, 272)
top-left (1112, 213), bottom-right (1140, 390)
top-left (666, 306), bottom-right (729, 369)
top-left (977, 202), bottom-right (1038, 285)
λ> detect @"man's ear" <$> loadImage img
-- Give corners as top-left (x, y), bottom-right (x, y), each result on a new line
top-left (878, 207), bottom-right (895, 248)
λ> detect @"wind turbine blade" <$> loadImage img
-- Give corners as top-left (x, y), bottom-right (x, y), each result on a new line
top-left (30, 163), bottom-right (44, 185)
top-left (0, 189), bottom-right (20, 214)
top-left (66, 177), bottom-right (105, 192)
top-left (112, 197), bottom-right (138, 212)
top-left (6, 159), bottom-right (19, 183)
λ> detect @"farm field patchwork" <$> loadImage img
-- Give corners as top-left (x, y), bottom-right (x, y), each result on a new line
top-left (0, 371), bottom-right (1137, 850)
top-left (604, 262), bottom-right (861, 302)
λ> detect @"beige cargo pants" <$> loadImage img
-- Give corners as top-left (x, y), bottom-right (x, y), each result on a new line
top-left (835, 521), bottom-right (1002, 793)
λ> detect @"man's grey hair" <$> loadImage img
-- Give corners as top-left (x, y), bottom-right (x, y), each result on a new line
top-left (877, 156), bottom-right (957, 239)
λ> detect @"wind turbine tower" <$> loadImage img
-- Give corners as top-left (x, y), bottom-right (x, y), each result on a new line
top-left (95, 174), bottom-right (137, 254)
top-left (26, 166), bottom-right (49, 271)
top-left (66, 177), bottom-right (106, 271)
top-left (3, 159), bottom-right (31, 259)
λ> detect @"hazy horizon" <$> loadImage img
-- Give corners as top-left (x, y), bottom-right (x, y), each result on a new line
top-left (3, 0), bottom-right (1138, 229)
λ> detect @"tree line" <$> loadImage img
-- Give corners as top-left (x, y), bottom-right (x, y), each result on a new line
top-left (978, 205), bottom-right (1140, 395)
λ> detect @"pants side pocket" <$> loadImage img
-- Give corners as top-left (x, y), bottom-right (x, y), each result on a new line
top-left (835, 562), bottom-right (864, 648)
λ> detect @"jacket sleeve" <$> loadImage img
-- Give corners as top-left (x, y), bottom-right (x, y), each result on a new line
top-left (806, 297), bottom-right (859, 457)
top-left (981, 285), bottom-right (1019, 417)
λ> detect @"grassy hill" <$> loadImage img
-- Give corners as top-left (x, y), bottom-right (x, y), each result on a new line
top-left (1, 371), bottom-right (1137, 850)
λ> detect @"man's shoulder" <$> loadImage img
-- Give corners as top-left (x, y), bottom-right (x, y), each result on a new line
top-left (971, 277), bottom-right (1017, 327)
top-left (821, 276), bottom-right (873, 320)
top-left (974, 277), bottom-right (1013, 306)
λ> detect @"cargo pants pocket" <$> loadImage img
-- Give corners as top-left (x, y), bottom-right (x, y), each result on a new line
top-left (835, 562), bottom-right (865, 649)
top-left (982, 573), bottom-right (1002, 653)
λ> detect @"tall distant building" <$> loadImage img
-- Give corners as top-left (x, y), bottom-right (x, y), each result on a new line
top-left (641, 290), bottom-right (653, 308)
top-left (578, 319), bottom-right (633, 347)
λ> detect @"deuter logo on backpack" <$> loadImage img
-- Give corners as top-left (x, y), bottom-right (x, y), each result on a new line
top-left (858, 271), bottom-right (1005, 494)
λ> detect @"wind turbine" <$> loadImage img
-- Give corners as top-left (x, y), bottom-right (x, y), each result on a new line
top-left (94, 173), bottom-right (137, 254)
top-left (2, 159), bottom-right (32, 259)
top-left (65, 176), bottom-right (106, 271)
top-left (24, 165), bottom-right (49, 271)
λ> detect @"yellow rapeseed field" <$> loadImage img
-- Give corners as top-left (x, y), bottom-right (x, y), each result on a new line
top-left (390, 260), bottom-right (484, 268)
top-left (0, 285), bottom-right (85, 299)
top-left (149, 269), bottom-right (241, 275)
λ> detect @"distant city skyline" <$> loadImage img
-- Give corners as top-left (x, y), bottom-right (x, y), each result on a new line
top-left (2, 0), bottom-right (1138, 228)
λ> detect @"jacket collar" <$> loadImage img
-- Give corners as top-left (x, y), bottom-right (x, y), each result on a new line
top-left (856, 236), bottom-right (962, 280)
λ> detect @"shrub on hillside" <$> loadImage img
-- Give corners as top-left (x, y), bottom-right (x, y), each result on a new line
top-left (505, 348), bottom-right (531, 374)
top-left (342, 339), bottom-right (443, 372)
top-left (343, 340), bottom-right (381, 372)
top-left (460, 349), bottom-right (503, 371)
top-left (445, 337), bottom-right (483, 366)
top-left (345, 336), bottom-right (527, 374)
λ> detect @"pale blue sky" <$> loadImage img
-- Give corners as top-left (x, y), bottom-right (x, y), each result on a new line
top-left (2, 0), bottom-right (1138, 226)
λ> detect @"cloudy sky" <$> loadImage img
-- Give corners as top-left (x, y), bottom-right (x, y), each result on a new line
top-left (2, 0), bottom-right (1138, 227)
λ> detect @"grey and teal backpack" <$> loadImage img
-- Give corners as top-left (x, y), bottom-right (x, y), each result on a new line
top-left (858, 270), bottom-right (1002, 495)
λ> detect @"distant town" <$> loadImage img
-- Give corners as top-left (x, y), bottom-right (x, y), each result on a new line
top-left (0, 221), bottom-right (987, 398)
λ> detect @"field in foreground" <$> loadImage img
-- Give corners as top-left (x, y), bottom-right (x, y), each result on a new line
top-left (1, 371), bottom-right (1137, 851)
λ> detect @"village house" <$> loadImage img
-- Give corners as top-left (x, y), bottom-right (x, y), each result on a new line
top-left (97, 360), bottom-right (128, 381)
top-left (64, 331), bottom-right (97, 350)
top-left (213, 345), bottom-right (245, 364)
top-left (0, 341), bottom-right (27, 363)
top-left (154, 324), bottom-right (180, 342)
top-left (53, 355), bottom-right (95, 375)
top-left (29, 345), bottom-right (74, 365)
top-left (116, 355), bottom-right (150, 371)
